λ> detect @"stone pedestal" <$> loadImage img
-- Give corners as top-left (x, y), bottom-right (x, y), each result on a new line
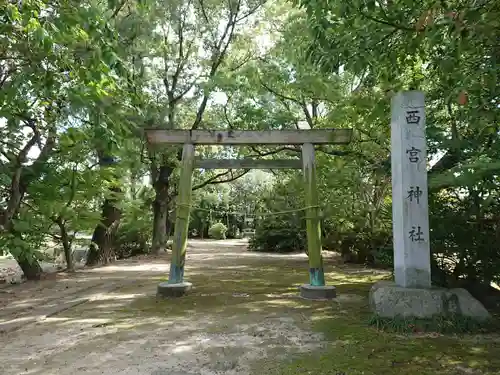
top-left (299, 284), bottom-right (336, 300)
top-left (369, 281), bottom-right (490, 320)
top-left (156, 282), bottom-right (192, 298)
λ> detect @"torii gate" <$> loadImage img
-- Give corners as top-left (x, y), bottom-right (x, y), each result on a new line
top-left (145, 128), bottom-right (353, 299)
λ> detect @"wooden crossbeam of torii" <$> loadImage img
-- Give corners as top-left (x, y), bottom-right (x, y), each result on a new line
top-left (144, 128), bottom-right (353, 299)
top-left (145, 128), bottom-right (352, 145)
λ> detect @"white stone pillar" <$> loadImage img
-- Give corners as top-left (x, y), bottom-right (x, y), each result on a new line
top-left (391, 91), bottom-right (431, 289)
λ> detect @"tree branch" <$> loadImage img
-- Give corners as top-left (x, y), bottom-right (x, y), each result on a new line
top-left (170, 0), bottom-right (194, 101)
top-left (277, 144), bottom-right (378, 165)
top-left (235, 2), bottom-right (264, 23)
top-left (161, 23), bottom-right (174, 99)
top-left (192, 0), bottom-right (260, 130)
top-left (222, 94), bottom-right (236, 129)
top-left (17, 119), bottom-right (41, 164)
top-left (1, 149), bottom-right (12, 161)
top-left (357, 9), bottom-right (415, 32)
top-left (63, 163), bottom-right (79, 211)
top-left (229, 53), bottom-right (254, 72)
top-left (429, 152), bottom-right (461, 175)
top-left (192, 170), bottom-right (230, 190)
top-left (315, 145), bottom-right (377, 164)
top-left (301, 103), bottom-right (313, 128)
top-left (259, 76), bottom-right (302, 105)
top-left (248, 146), bottom-right (289, 158)
top-left (191, 169), bottom-right (250, 191)
top-left (198, 0), bottom-right (217, 43)
top-left (311, 99), bottom-right (319, 120)
top-left (48, 232), bottom-right (62, 241)
top-left (447, 101), bottom-right (460, 143)
top-left (109, 0), bottom-right (127, 20)
top-left (172, 75), bottom-right (200, 103)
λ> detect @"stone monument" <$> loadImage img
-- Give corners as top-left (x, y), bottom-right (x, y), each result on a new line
top-left (369, 91), bottom-right (490, 320)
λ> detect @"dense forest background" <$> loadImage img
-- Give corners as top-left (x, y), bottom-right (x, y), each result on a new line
top-left (0, 0), bottom-right (498, 303)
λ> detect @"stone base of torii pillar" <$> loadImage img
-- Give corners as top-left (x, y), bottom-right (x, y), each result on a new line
top-left (299, 284), bottom-right (337, 300)
top-left (369, 91), bottom-right (490, 321)
top-left (157, 282), bottom-right (192, 298)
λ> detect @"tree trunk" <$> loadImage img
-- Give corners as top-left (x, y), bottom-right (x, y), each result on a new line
top-left (57, 220), bottom-right (74, 272)
top-left (152, 199), bottom-right (168, 254)
top-left (165, 211), bottom-right (173, 244)
top-left (86, 187), bottom-right (122, 266)
top-left (151, 165), bottom-right (173, 255)
top-left (16, 257), bottom-right (43, 280)
top-left (4, 226), bottom-right (43, 280)
top-left (86, 148), bottom-right (122, 267)
top-left (0, 172), bottom-right (44, 280)
top-left (62, 242), bottom-right (74, 272)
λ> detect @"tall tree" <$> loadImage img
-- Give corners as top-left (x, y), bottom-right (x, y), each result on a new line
top-left (294, 0), bottom-right (500, 186)
top-left (143, 0), bottom-right (265, 254)
top-left (84, 0), bottom-right (156, 266)
top-left (292, 0), bottom-right (500, 286)
top-left (0, 0), bottom-right (137, 277)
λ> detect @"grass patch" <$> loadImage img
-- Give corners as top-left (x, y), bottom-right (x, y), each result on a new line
top-left (368, 314), bottom-right (500, 335)
top-left (256, 295), bottom-right (500, 375)
top-left (57, 258), bottom-right (381, 328)
top-left (112, 261), bottom-right (383, 320)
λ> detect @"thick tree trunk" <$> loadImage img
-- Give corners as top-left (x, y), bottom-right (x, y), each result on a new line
top-left (166, 213), bottom-right (173, 239)
top-left (62, 242), bottom-right (74, 272)
top-left (152, 199), bottom-right (168, 254)
top-left (200, 222), bottom-right (205, 239)
top-left (16, 257), bottom-right (43, 280)
top-left (86, 148), bottom-right (122, 266)
top-left (151, 165), bottom-right (173, 255)
top-left (86, 187), bottom-right (122, 266)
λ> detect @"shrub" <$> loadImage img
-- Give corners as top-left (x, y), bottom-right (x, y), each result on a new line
top-left (249, 216), bottom-right (306, 253)
top-left (208, 222), bottom-right (228, 240)
top-left (372, 243), bottom-right (393, 268)
top-left (115, 222), bottom-right (150, 259)
top-left (114, 199), bottom-right (152, 259)
top-left (427, 191), bottom-right (500, 296)
top-left (333, 228), bottom-right (392, 266)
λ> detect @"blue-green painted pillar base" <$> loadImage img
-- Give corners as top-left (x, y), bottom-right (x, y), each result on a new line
top-left (168, 263), bottom-right (184, 284)
top-left (309, 267), bottom-right (325, 286)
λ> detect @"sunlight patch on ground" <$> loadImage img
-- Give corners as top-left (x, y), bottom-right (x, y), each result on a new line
top-left (85, 263), bottom-right (170, 272)
top-left (87, 292), bottom-right (146, 301)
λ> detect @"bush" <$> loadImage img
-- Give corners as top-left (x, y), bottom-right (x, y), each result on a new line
top-left (371, 241), bottom-right (394, 268)
top-left (115, 223), bottom-right (150, 259)
top-left (428, 191), bottom-right (500, 290)
top-left (114, 199), bottom-right (152, 259)
top-left (208, 222), bottom-right (228, 240)
top-left (249, 216), bottom-right (306, 253)
top-left (333, 228), bottom-right (392, 266)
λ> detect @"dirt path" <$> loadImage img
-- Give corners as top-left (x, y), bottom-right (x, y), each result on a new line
top-left (0, 239), bottom-right (359, 375)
